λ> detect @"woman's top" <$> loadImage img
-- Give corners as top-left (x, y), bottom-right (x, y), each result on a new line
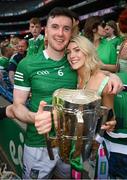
top-left (97, 76), bottom-right (109, 96)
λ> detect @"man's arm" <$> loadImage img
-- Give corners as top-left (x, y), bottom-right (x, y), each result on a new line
top-left (102, 71), bottom-right (123, 94)
top-left (99, 62), bottom-right (117, 73)
top-left (13, 88), bottom-right (35, 123)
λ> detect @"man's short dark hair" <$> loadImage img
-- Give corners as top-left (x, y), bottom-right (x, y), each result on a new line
top-left (46, 7), bottom-right (73, 25)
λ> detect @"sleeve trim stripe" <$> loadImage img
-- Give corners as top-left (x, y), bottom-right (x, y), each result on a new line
top-left (15, 74), bottom-right (23, 78)
top-left (15, 71), bottom-right (23, 75)
top-left (14, 85), bottom-right (30, 91)
top-left (14, 77), bottom-right (24, 81)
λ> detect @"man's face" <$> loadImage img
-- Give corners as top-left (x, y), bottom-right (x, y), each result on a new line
top-left (45, 16), bottom-right (72, 52)
top-left (29, 23), bottom-right (41, 39)
top-left (18, 40), bottom-right (27, 54)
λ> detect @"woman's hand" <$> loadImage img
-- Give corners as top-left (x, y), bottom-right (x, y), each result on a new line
top-left (101, 118), bottom-right (116, 132)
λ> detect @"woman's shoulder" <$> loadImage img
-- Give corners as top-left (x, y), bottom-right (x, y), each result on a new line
top-left (88, 70), bottom-right (107, 91)
top-left (94, 71), bottom-right (109, 96)
top-left (94, 70), bottom-right (107, 80)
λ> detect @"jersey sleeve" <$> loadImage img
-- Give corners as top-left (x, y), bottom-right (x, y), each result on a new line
top-left (14, 59), bottom-right (31, 91)
top-left (0, 58), bottom-right (9, 69)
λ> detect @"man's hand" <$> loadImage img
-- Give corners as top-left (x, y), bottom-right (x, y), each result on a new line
top-left (107, 73), bottom-right (123, 94)
top-left (6, 105), bottom-right (15, 119)
top-left (35, 101), bottom-right (52, 134)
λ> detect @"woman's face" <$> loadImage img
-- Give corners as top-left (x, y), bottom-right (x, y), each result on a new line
top-left (97, 25), bottom-right (107, 37)
top-left (67, 41), bottom-right (86, 70)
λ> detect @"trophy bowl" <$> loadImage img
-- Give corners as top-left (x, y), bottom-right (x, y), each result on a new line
top-left (50, 88), bottom-right (102, 163)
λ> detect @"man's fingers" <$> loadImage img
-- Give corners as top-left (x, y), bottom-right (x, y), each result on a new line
top-left (37, 101), bottom-right (47, 114)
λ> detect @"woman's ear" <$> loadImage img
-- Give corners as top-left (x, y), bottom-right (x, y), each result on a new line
top-left (92, 28), bottom-right (97, 33)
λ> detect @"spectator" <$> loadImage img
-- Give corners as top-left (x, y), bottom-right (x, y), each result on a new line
top-left (27, 17), bottom-right (44, 55)
top-left (0, 46), bottom-right (13, 71)
top-left (84, 16), bottom-right (117, 73)
top-left (105, 20), bottom-right (123, 53)
top-left (10, 36), bottom-right (20, 54)
top-left (8, 39), bottom-right (28, 84)
top-left (71, 11), bottom-right (80, 37)
top-left (0, 46), bottom-right (13, 90)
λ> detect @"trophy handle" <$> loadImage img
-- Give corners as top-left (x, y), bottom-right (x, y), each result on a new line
top-left (96, 106), bottom-right (110, 136)
top-left (43, 105), bottom-right (55, 160)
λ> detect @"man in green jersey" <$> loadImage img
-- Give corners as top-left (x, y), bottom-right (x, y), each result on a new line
top-left (13, 7), bottom-right (123, 179)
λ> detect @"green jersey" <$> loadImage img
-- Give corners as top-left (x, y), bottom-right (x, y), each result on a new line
top-left (97, 38), bottom-right (117, 65)
top-left (0, 56), bottom-right (9, 70)
top-left (27, 34), bottom-right (45, 55)
top-left (14, 51), bottom-right (77, 147)
top-left (105, 36), bottom-right (124, 50)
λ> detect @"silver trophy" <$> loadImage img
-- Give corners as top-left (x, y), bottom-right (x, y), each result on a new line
top-left (46, 88), bottom-right (109, 162)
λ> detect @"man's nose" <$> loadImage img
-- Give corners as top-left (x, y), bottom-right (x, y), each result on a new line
top-left (58, 28), bottom-right (63, 36)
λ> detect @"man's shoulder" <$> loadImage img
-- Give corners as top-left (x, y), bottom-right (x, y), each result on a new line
top-left (17, 55), bottom-right (30, 68)
top-left (28, 37), bottom-right (34, 42)
top-left (18, 53), bottom-right (43, 66)
top-left (38, 34), bottom-right (44, 40)
top-left (10, 53), bottom-right (18, 61)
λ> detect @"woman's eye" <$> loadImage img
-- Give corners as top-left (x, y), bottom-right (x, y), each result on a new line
top-left (66, 51), bottom-right (70, 55)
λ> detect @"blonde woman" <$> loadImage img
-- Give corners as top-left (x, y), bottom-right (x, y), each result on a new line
top-left (66, 35), bottom-right (116, 178)
top-left (67, 35), bottom-right (115, 126)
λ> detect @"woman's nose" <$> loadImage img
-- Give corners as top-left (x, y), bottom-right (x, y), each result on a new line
top-left (69, 52), bottom-right (75, 59)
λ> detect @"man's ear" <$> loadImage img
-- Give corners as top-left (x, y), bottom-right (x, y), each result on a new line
top-left (45, 27), bottom-right (47, 36)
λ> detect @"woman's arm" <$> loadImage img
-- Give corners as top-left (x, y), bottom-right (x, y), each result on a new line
top-left (102, 71), bottom-right (123, 94)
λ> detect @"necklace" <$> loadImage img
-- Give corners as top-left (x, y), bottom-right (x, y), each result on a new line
top-left (78, 73), bottom-right (91, 89)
